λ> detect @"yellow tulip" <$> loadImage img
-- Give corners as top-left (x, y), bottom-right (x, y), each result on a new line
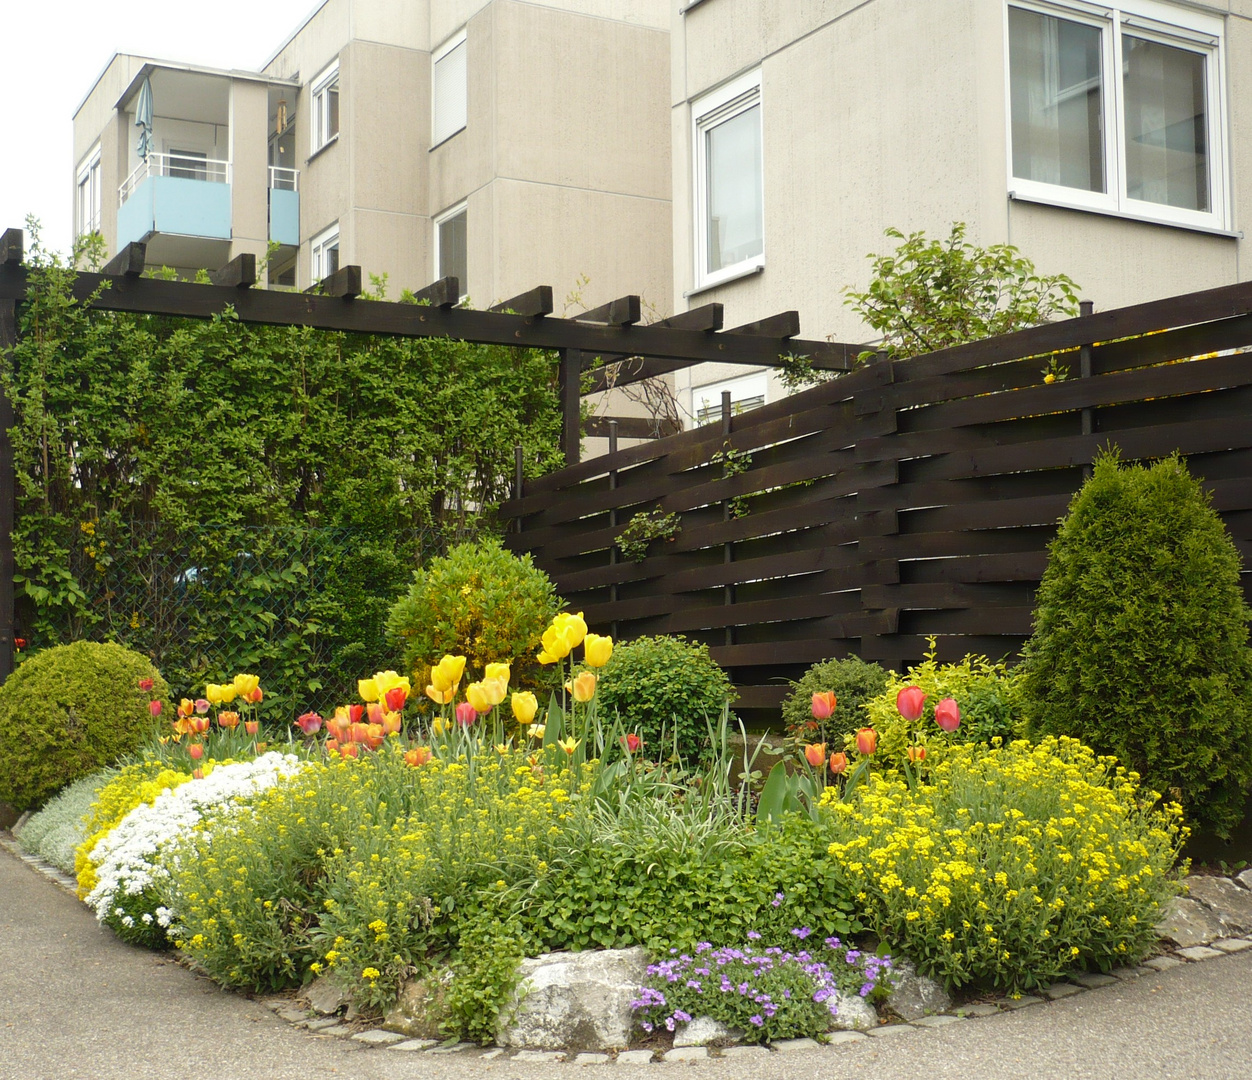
top-left (372, 670), bottom-right (410, 698)
top-left (485, 662), bottom-right (511, 686)
top-left (495, 743), bottom-right (509, 755)
top-left (232, 673), bottom-right (260, 700)
top-left (426, 684), bottom-right (455, 705)
top-left (358, 678), bottom-right (380, 703)
top-left (466, 681), bottom-right (494, 713)
top-left (537, 611), bottom-right (588, 664)
top-left (537, 648), bottom-right (560, 666)
top-left (571, 671), bottom-right (597, 703)
top-left (583, 634), bottom-right (613, 668)
top-left (527, 723), bottom-right (546, 740)
top-left (511, 691), bottom-right (539, 725)
top-left (205, 683), bottom-right (228, 705)
top-left (481, 676), bottom-right (508, 707)
top-left (430, 655), bottom-right (467, 693)
top-left (557, 736), bottom-right (580, 755)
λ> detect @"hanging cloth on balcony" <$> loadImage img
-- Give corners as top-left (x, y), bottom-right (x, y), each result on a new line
top-left (135, 77), bottom-right (154, 160)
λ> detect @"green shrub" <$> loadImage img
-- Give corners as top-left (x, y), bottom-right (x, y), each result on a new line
top-left (594, 635), bottom-right (736, 760)
top-left (857, 640), bottom-right (1024, 766)
top-left (780, 655), bottom-right (891, 743)
top-left (1019, 453), bottom-right (1252, 836)
top-left (824, 737), bottom-right (1184, 990)
top-left (0, 642), bottom-right (167, 811)
top-left (387, 537), bottom-right (560, 694)
top-left (15, 767), bottom-right (116, 874)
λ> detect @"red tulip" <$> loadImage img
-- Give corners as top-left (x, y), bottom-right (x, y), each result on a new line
top-left (138, 678), bottom-right (155, 692)
top-left (622, 733), bottom-right (642, 754)
top-left (896, 686), bottom-right (925, 722)
top-left (829, 751), bottom-right (849, 774)
top-left (935, 698), bottom-right (961, 733)
top-left (907, 744), bottom-right (927, 763)
top-left (348, 704), bottom-right (365, 724)
top-left (810, 691), bottom-right (837, 720)
top-left (14, 638), bottom-right (27, 650)
top-left (804, 742), bottom-right (828, 768)
top-left (148, 699), bottom-right (163, 717)
top-left (855, 728), bottom-right (878, 755)
top-left (455, 702), bottom-right (478, 727)
top-left (295, 711), bottom-right (323, 735)
top-left (385, 685), bottom-right (409, 712)
top-left (188, 742), bottom-right (204, 761)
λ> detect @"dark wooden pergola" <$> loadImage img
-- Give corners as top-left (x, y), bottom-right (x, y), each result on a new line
top-left (0, 227), bottom-right (864, 681)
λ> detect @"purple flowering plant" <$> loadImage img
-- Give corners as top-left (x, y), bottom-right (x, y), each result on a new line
top-left (631, 933), bottom-right (892, 1044)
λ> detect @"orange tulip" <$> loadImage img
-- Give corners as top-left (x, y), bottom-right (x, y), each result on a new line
top-left (829, 751), bottom-right (849, 774)
top-left (570, 671), bottom-right (597, 703)
top-left (896, 686), bottom-right (925, 722)
top-left (217, 711), bottom-right (239, 731)
top-left (855, 728), bottom-right (878, 755)
top-left (404, 746), bottom-right (433, 767)
top-left (366, 702), bottom-right (385, 725)
top-left (188, 742), bottom-right (204, 760)
top-left (191, 767), bottom-right (205, 780)
top-left (810, 691), bottom-right (837, 720)
top-left (803, 742), bottom-right (827, 768)
top-left (244, 720), bottom-right (259, 736)
top-left (907, 745), bottom-right (927, 763)
top-left (381, 711), bottom-right (402, 737)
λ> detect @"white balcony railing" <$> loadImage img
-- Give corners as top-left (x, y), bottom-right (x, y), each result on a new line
top-left (119, 153), bottom-right (231, 206)
top-left (268, 166), bottom-right (299, 192)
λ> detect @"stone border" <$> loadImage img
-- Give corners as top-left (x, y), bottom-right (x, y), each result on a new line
top-left (6, 832), bottom-right (1251, 1066)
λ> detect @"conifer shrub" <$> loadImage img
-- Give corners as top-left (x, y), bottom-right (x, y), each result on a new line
top-left (594, 635), bottom-right (736, 759)
top-left (0, 642), bottom-right (167, 811)
top-left (1020, 452), bottom-right (1252, 836)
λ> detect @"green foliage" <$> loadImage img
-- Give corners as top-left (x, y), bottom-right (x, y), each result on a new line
top-left (386, 537), bottom-right (561, 692)
top-left (844, 223), bottom-right (1080, 361)
top-left (595, 635), bottom-right (736, 759)
top-left (710, 443), bottom-right (752, 519)
top-left (858, 640), bottom-right (1025, 767)
top-left (824, 737), bottom-right (1185, 990)
top-left (616, 506), bottom-right (682, 563)
top-left (1, 225), bottom-right (562, 712)
top-left (443, 901), bottom-right (537, 1044)
top-left (1019, 452), bottom-right (1252, 837)
top-left (780, 655), bottom-right (891, 744)
top-left (0, 641), bottom-right (167, 811)
top-left (15, 767), bottom-right (116, 874)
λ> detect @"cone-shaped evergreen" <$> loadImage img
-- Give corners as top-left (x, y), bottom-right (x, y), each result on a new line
top-left (1021, 452), bottom-right (1252, 837)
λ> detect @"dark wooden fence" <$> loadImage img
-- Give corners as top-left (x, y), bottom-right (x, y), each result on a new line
top-left (500, 279), bottom-right (1252, 722)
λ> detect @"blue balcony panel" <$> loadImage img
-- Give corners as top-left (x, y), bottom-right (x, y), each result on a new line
top-left (117, 176), bottom-right (232, 248)
top-left (269, 188), bottom-right (300, 247)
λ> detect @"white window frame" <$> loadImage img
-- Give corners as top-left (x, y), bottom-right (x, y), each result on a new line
top-left (310, 58), bottom-right (340, 154)
top-left (691, 371), bottom-right (769, 427)
top-left (1004, 0), bottom-right (1229, 233)
top-left (76, 143), bottom-right (102, 238)
top-left (431, 28), bottom-right (468, 148)
top-left (692, 69), bottom-right (765, 292)
top-left (433, 201), bottom-right (468, 300)
top-left (311, 222), bottom-right (340, 283)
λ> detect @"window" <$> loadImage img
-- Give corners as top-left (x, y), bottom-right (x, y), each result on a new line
top-left (76, 144), bottom-right (101, 238)
top-left (435, 204), bottom-right (468, 299)
top-left (1007, 1), bottom-right (1227, 231)
top-left (432, 29), bottom-right (467, 147)
top-left (310, 59), bottom-right (340, 153)
top-left (692, 372), bottom-right (768, 426)
top-left (311, 224), bottom-right (340, 282)
top-left (692, 70), bottom-right (763, 290)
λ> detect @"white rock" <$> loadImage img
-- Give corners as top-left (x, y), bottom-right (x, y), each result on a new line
top-left (1156, 896), bottom-right (1229, 948)
top-left (497, 947), bottom-right (650, 1051)
top-left (883, 959), bottom-right (952, 1021)
top-left (673, 1016), bottom-right (741, 1047)
top-left (828, 989), bottom-right (877, 1031)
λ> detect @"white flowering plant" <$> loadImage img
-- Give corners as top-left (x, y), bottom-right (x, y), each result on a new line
top-left (83, 753), bottom-right (305, 948)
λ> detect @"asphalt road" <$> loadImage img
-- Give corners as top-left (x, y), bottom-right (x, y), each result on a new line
top-left (2, 844), bottom-right (1250, 1080)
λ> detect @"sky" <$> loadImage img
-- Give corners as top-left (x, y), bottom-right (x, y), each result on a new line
top-left (0, 0), bottom-right (319, 257)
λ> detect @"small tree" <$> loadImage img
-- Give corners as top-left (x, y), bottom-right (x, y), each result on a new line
top-left (1020, 451), bottom-right (1252, 837)
top-left (844, 223), bottom-right (1080, 361)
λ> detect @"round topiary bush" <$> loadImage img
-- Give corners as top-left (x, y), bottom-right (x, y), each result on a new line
top-left (0, 641), bottom-right (168, 812)
top-left (779, 654), bottom-right (891, 743)
top-left (1020, 452), bottom-right (1252, 837)
top-left (594, 635), bottom-right (736, 759)
top-left (386, 536), bottom-right (561, 693)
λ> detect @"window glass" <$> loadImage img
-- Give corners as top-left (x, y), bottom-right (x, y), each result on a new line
top-left (437, 209), bottom-right (467, 295)
top-left (77, 151), bottom-right (101, 237)
top-left (1009, 6), bottom-right (1104, 193)
top-left (705, 103), bottom-right (763, 275)
top-left (312, 227), bottom-right (340, 282)
top-left (1123, 35), bottom-right (1208, 211)
top-left (312, 61), bottom-right (340, 151)
top-left (432, 34), bottom-right (467, 146)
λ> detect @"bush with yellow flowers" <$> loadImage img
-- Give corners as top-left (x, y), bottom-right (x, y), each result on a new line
top-left (822, 736), bottom-right (1185, 991)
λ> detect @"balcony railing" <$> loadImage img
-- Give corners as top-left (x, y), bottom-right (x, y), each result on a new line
top-left (268, 166), bottom-right (299, 191)
top-left (120, 154), bottom-right (231, 206)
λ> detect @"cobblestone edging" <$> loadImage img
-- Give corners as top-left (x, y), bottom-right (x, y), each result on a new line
top-left (5, 831), bottom-right (1251, 1066)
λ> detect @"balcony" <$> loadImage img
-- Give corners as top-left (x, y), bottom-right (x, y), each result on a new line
top-left (268, 166), bottom-right (300, 247)
top-left (117, 153), bottom-right (233, 251)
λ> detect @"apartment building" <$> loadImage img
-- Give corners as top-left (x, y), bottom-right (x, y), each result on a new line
top-left (72, 0), bottom-right (672, 313)
top-left (669, 0), bottom-right (1252, 423)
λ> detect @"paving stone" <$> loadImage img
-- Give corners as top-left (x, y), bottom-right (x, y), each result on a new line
top-left (866, 1025), bottom-right (917, 1038)
top-left (480, 1049), bottom-right (506, 1060)
top-left (1155, 897), bottom-right (1228, 948)
top-left (719, 1045), bottom-right (772, 1057)
top-left (427, 1041), bottom-right (475, 1054)
top-left (276, 1007), bottom-right (309, 1024)
top-left (514, 1050), bottom-right (565, 1063)
top-left (387, 1038), bottom-right (439, 1052)
top-left (1111, 966), bottom-right (1153, 980)
top-left (1070, 973), bottom-right (1118, 989)
top-left (352, 1029), bottom-right (405, 1046)
top-left (313, 1024), bottom-right (353, 1037)
top-left (957, 1003), bottom-right (1002, 1017)
top-left (1212, 937), bottom-right (1252, 953)
top-left (1042, 983), bottom-right (1084, 1001)
top-left (615, 1050), bottom-right (655, 1065)
top-left (573, 1053), bottom-right (611, 1065)
top-left (303, 1017), bottom-right (344, 1031)
top-left (1143, 956), bottom-right (1183, 972)
top-left (259, 997), bottom-right (292, 1012)
top-left (1002, 996), bottom-right (1044, 1010)
top-left (825, 1030), bottom-right (869, 1044)
top-left (771, 1038), bottom-right (820, 1053)
top-left (1177, 945), bottom-right (1224, 961)
top-left (911, 1014), bottom-right (965, 1028)
top-left (1184, 876), bottom-right (1252, 934)
top-left (663, 1047), bottom-right (708, 1062)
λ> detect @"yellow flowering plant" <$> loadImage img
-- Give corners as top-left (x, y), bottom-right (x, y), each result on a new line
top-left (822, 736), bottom-right (1186, 991)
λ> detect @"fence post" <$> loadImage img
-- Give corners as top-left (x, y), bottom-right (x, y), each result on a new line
top-left (608, 420), bottom-right (620, 640)
top-left (0, 299), bottom-right (16, 683)
top-left (1079, 300), bottom-right (1095, 480)
top-left (558, 348), bottom-right (581, 466)
top-left (720, 392), bottom-right (736, 653)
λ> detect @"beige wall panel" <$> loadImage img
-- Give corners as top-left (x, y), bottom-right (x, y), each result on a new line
top-left (1228, 13), bottom-right (1252, 262)
top-left (350, 0), bottom-right (430, 49)
top-left (74, 55), bottom-right (141, 161)
top-left (348, 42), bottom-right (428, 217)
top-left (266, 0), bottom-right (350, 81)
top-left (493, 3), bottom-right (670, 200)
top-left (428, 7), bottom-right (495, 215)
top-left (488, 178), bottom-right (672, 315)
top-left (349, 209), bottom-right (428, 293)
top-left (433, 0), bottom-right (668, 45)
top-left (229, 81), bottom-right (271, 253)
top-left (298, 39), bottom-right (351, 250)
